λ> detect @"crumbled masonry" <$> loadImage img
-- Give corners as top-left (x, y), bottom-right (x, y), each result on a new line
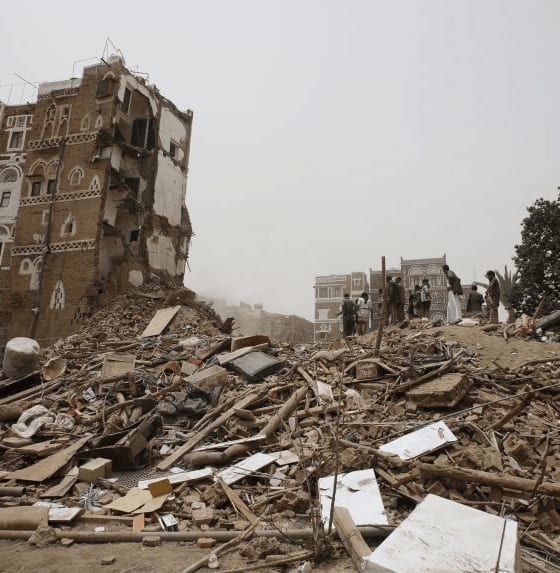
top-left (0, 285), bottom-right (560, 571)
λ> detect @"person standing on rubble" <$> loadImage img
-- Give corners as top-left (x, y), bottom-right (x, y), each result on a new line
top-left (386, 275), bottom-right (399, 324)
top-left (420, 278), bottom-right (431, 319)
top-left (442, 264), bottom-right (463, 323)
top-left (485, 270), bottom-right (500, 324)
top-left (466, 284), bottom-right (484, 315)
top-left (337, 293), bottom-right (357, 338)
top-left (395, 277), bottom-right (406, 321)
top-left (356, 291), bottom-right (372, 336)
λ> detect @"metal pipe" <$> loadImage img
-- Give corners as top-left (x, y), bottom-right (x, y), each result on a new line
top-left (0, 525), bottom-right (394, 543)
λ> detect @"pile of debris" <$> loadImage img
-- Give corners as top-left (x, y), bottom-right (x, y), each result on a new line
top-left (1, 287), bottom-right (560, 572)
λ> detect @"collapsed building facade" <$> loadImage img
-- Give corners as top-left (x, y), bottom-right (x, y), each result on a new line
top-left (0, 57), bottom-right (193, 348)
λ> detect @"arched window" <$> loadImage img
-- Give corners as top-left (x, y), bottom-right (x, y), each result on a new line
top-left (28, 162), bottom-right (46, 197)
top-left (43, 104), bottom-right (56, 139)
top-left (94, 114), bottom-right (103, 129)
top-left (80, 114), bottom-right (90, 131)
top-left (60, 214), bottom-right (76, 237)
top-left (50, 280), bottom-right (65, 309)
top-left (20, 258), bottom-right (32, 274)
top-left (89, 175), bottom-right (101, 192)
top-left (0, 168), bottom-right (19, 184)
top-left (68, 166), bottom-right (84, 186)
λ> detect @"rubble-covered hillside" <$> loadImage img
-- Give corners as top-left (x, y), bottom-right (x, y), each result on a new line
top-left (0, 286), bottom-right (560, 572)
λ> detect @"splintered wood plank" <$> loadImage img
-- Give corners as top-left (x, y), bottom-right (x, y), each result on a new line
top-left (332, 506), bottom-right (372, 570)
top-left (140, 306), bottom-right (181, 338)
top-left (8, 435), bottom-right (91, 483)
top-left (40, 467), bottom-right (79, 498)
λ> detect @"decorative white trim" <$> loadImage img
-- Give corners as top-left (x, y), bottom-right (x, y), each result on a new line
top-left (20, 187), bottom-right (102, 206)
top-left (68, 165), bottom-right (84, 186)
top-left (28, 132), bottom-right (97, 150)
top-left (11, 239), bottom-right (96, 256)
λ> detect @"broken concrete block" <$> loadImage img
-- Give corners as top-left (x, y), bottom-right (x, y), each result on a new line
top-left (142, 535), bottom-right (162, 547)
top-left (355, 360), bottom-right (381, 380)
top-left (197, 537), bottom-right (217, 549)
top-left (191, 507), bottom-right (215, 525)
top-left (59, 537), bottom-right (74, 547)
top-left (78, 458), bottom-right (112, 483)
top-left (3, 337), bottom-right (40, 379)
top-left (230, 351), bottom-right (285, 382)
top-left (101, 556), bottom-right (116, 566)
top-left (365, 494), bottom-right (520, 572)
top-left (407, 373), bottom-right (471, 408)
top-left (148, 478), bottom-right (172, 497)
top-left (185, 365), bottom-right (228, 391)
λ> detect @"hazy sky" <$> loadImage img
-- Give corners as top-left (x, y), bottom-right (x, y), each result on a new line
top-left (3, 1), bottom-right (560, 320)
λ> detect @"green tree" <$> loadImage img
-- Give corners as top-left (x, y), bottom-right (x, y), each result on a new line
top-left (511, 194), bottom-right (560, 315)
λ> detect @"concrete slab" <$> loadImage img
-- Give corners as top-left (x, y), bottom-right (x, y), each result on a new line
top-left (318, 469), bottom-right (388, 530)
top-left (365, 494), bottom-right (520, 573)
top-left (380, 421), bottom-right (457, 461)
top-left (230, 351), bottom-right (285, 382)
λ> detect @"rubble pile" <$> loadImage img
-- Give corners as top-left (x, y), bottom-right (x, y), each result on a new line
top-left (1, 288), bottom-right (560, 571)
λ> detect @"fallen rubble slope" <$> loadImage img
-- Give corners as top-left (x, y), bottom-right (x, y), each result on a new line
top-left (0, 290), bottom-right (560, 572)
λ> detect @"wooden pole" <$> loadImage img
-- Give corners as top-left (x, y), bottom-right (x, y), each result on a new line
top-left (417, 462), bottom-right (560, 497)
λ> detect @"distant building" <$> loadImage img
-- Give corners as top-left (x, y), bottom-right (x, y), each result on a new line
top-left (313, 272), bottom-right (369, 340)
top-left (400, 255), bottom-right (448, 322)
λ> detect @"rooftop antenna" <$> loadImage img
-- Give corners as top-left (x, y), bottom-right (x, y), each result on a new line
top-left (103, 37), bottom-right (125, 62)
top-left (13, 73), bottom-right (38, 104)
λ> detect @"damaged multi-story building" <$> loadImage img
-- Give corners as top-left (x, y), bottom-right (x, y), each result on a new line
top-left (0, 56), bottom-right (193, 348)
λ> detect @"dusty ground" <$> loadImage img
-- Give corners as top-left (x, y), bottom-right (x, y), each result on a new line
top-left (0, 539), bottom-right (354, 573)
top-left (433, 324), bottom-right (560, 370)
top-left (2, 324), bottom-right (559, 572)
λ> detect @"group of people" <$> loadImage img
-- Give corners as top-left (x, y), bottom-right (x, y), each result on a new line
top-left (337, 291), bottom-right (373, 337)
top-left (337, 265), bottom-right (501, 338)
top-left (382, 275), bottom-right (433, 324)
top-left (442, 265), bottom-right (501, 324)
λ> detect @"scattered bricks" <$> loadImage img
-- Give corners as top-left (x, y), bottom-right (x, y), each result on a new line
top-left (142, 536), bottom-right (162, 547)
top-left (407, 373), bottom-right (471, 408)
top-left (355, 360), bottom-right (381, 380)
top-left (148, 478), bottom-right (172, 497)
top-left (78, 458), bottom-right (112, 483)
top-left (197, 537), bottom-right (217, 549)
top-left (101, 556), bottom-right (116, 566)
top-left (192, 507), bottom-right (215, 526)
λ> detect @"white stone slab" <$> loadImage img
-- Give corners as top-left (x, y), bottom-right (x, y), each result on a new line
top-left (137, 467), bottom-right (213, 489)
top-left (318, 469), bottom-right (388, 530)
top-left (365, 494), bottom-right (520, 573)
top-left (216, 452), bottom-right (276, 485)
top-left (379, 421), bottom-right (457, 460)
